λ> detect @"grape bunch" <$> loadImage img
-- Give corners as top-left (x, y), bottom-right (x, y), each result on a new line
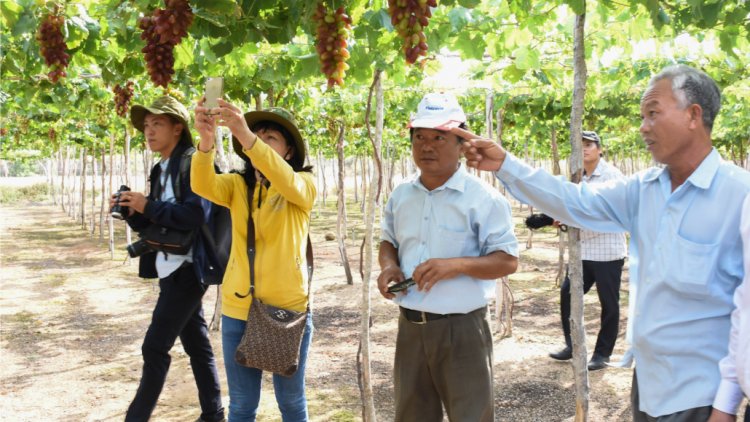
top-left (137, 0), bottom-right (194, 88)
top-left (387, 0), bottom-right (436, 65)
top-left (162, 86), bottom-right (186, 102)
top-left (1, 128), bottom-right (7, 137)
top-left (48, 128), bottom-right (56, 141)
top-left (36, 15), bottom-right (71, 83)
top-left (93, 103), bottom-right (108, 126)
top-left (113, 82), bottom-right (135, 117)
top-left (16, 115), bottom-right (30, 134)
top-left (311, 3), bottom-right (352, 89)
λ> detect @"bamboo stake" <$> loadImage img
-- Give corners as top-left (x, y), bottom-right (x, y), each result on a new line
top-left (109, 133), bottom-right (115, 259)
top-left (100, 148), bottom-right (106, 243)
top-left (569, 6), bottom-right (590, 421)
top-left (124, 131), bottom-right (132, 265)
top-left (336, 120), bottom-right (354, 285)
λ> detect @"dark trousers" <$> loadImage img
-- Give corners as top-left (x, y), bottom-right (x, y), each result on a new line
top-left (746, 404), bottom-right (750, 422)
top-left (560, 259), bottom-right (624, 357)
top-left (125, 264), bottom-right (224, 422)
top-left (394, 306), bottom-right (494, 422)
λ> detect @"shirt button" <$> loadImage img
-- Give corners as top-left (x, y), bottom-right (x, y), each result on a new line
top-left (657, 244), bottom-right (662, 249)
top-left (421, 241), bottom-right (426, 245)
top-left (666, 210), bottom-right (671, 214)
top-left (424, 217), bottom-right (428, 221)
top-left (634, 345), bottom-right (639, 349)
top-left (637, 311), bottom-right (641, 316)
top-left (647, 278), bottom-right (651, 283)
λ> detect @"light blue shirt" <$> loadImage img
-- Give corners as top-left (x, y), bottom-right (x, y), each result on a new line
top-left (380, 163), bottom-right (519, 315)
top-left (495, 148), bottom-right (750, 417)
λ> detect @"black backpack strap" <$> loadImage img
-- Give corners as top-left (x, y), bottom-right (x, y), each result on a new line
top-left (174, 147), bottom-right (196, 205)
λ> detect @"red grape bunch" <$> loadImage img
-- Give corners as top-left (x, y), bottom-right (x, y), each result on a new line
top-left (311, 3), bottom-right (352, 89)
top-left (36, 15), bottom-right (71, 84)
top-left (48, 128), bottom-right (56, 141)
top-left (387, 0), bottom-right (436, 65)
top-left (113, 82), bottom-right (135, 117)
top-left (0, 128), bottom-right (7, 136)
top-left (137, 0), bottom-right (194, 88)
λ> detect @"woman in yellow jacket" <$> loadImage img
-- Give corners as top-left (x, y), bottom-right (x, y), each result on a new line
top-left (193, 97), bottom-right (316, 422)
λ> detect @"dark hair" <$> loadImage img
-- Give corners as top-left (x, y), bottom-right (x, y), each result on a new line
top-left (235, 120), bottom-right (313, 188)
top-left (409, 122), bottom-right (468, 144)
top-left (143, 111), bottom-right (192, 146)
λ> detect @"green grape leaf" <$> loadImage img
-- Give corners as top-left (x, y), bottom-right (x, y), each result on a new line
top-left (211, 40), bottom-right (234, 58)
top-left (1, 1), bottom-right (22, 31)
top-left (192, 0), bottom-right (238, 16)
top-left (448, 7), bottom-right (475, 31)
top-left (369, 9), bottom-right (394, 32)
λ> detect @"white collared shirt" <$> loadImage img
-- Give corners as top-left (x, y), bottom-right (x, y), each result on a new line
top-left (380, 163), bottom-right (519, 315)
top-left (580, 159), bottom-right (628, 261)
top-left (154, 158), bottom-right (193, 279)
top-left (714, 193), bottom-right (750, 414)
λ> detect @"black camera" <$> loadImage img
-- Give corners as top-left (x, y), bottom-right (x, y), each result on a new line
top-left (126, 236), bottom-right (152, 258)
top-left (110, 185), bottom-right (131, 220)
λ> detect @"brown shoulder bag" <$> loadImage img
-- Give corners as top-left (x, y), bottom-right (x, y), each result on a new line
top-left (233, 185), bottom-right (313, 377)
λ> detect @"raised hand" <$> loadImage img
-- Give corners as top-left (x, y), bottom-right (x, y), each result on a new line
top-left (214, 98), bottom-right (257, 150)
top-left (194, 97), bottom-right (217, 153)
top-left (452, 127), bottom-right (508, 172)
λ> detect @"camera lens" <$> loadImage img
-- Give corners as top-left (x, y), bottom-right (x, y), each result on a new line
top-left (126, 239), bottom-right (151, 258)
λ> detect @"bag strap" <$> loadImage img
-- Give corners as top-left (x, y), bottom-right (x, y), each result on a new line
top-left (174, 147), bottom-right (196, 205)
top-left (236, 184), bottom-right (314, 311)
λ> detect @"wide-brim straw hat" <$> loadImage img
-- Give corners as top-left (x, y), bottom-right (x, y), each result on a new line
top-left (232, 107), bottom-right (306, 163)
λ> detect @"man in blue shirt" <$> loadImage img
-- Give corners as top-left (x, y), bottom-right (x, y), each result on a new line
top-left (377, 93), bottom-right (519, 422)
top-left (459, 65), bottom-right (750, 422)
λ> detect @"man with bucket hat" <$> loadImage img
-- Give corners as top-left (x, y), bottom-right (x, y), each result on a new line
top-left (377, 92), bottom-right (519, 422)
top-left (547, 130), bottom-right (628, 371)
top-left (113, 96), bottom-right (225, 422)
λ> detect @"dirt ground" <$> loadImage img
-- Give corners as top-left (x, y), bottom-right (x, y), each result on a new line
top-left (1, 187), bottom-right (740, 422)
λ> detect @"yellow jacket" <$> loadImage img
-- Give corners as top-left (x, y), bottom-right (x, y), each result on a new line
top-left (191, 140), bottom-right (317, 320)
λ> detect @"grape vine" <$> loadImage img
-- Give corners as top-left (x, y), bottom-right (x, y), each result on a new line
top-left (35, 15), bottom-right (70, 84)
top-left (113, 82), bottom-right (135, 117)
top-left (387, 0), bottom-right (435, 65)
top-left (312, 3), bottom-right (352, 89)
top-left (137, 0), bottom-right (194, 88)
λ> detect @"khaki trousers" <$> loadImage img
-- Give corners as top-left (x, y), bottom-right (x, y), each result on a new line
top-left (394, 306), bottom-right (494, 422)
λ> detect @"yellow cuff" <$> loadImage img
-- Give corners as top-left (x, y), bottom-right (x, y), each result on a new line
top-left (193, 149), bottom-right (214, 165)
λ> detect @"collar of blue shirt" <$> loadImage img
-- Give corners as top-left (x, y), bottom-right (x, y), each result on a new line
top-left (411, 162), bottom-right (467, 194)
top-left (642, 147), bottom-right (720, 190)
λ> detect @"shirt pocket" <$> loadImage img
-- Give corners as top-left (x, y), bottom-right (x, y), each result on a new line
top-left (669, 235), bottom-right (719, 299)
top-left (434, 226), bottom-right (470, 259)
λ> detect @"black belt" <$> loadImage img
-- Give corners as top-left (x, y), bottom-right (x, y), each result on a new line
top-left (400, 307), bottom-right (452, 324)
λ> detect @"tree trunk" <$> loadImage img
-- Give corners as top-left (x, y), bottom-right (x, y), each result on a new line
top-left (556, 229), bottom-right (566, 287)
top-left (354, 153), bottom-right (359, 203)
top-left (91, 153), bottom-right (97, 236)
top-left (61, 147), bottom-right (68, 212)
top-left (360, 69), bottom-right (383, 422)
top-left (100, 148), bottom-right (107, 243)
top-left (569, 7), bottom-right (590, 422)
top-left (109, 133), bottom-right (115, 259)
top-left (360, 155), bottom-right (367, 213)
top-left (125, 132), bottom-right (133, 265)
top-left (551, 124), bottom-right (562, 176)
top-left (209, 285), bottom-right (223, 331)
top-left (215, 127), bottom-right (228, 173)
top-left (79, 148), bottom-right (86, 225)
top-left (336, 121), bottom-right (354, 285)
top-left (525, 206), bottom-right (534, 249)
top-left (267, 86), bottom-right (274, 108)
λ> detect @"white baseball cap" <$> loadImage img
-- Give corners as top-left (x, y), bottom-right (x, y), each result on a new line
top-left (407, 92), bottom-right (466, 131)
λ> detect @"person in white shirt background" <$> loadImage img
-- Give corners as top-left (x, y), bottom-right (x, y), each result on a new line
top-left (548, 131), bottom-right (628, 372)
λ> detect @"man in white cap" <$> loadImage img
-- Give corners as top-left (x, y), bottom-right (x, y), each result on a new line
top-left (377, 92), bottom-right (519, 422)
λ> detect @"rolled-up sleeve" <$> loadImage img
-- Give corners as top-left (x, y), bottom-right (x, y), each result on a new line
top-left (380, 192), bottom-right (399, 248)
top-left (478, 194), bottom-right (518, 258)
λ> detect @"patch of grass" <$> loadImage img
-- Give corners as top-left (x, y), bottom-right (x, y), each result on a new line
top-left (11, 310), bottom-right (39, 324)
top-left (0, 183), bottom-right (49, 203)
top-left (331, 410), bottom-right (358, 421)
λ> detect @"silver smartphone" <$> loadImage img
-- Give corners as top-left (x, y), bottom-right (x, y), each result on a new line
top-left (203, 77), bottom-right (224, 114)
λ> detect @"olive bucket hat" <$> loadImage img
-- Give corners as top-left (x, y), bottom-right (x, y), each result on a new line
top-left (232, 107), bottom-right (307, 164)
top-left (130, 95), bottom-right (193, 144)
